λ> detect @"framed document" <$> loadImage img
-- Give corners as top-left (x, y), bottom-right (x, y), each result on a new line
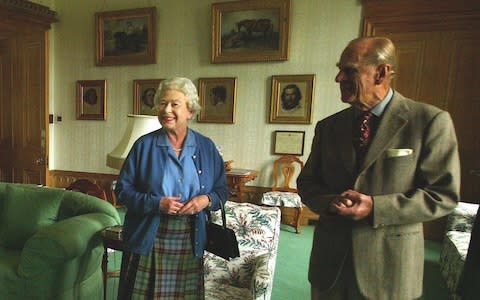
top-left (273, 130), bottom-right (305, 155)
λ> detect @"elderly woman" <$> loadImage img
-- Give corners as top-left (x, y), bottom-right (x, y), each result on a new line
top-left (115, 77), bottom-right (228, 299)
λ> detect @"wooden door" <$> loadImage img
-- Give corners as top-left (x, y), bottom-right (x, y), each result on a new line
top-left (0, 39), bottom-right (14, 182)
top-left (0, 32), bottom-right (48, 184)
top-left (14, 32), bottom-right (48, 184)
top-left (363, 0), bottom-right (480, 240)
top-left (0, 1), bottom-right (56, 185)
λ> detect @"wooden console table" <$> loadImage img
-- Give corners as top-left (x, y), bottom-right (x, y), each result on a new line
top-left (226, 168), bottom-right (259, 202)
top-left (101, 226), bottom-right (124, 300)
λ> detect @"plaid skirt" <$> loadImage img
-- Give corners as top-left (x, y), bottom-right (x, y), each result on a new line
top-left (118, 215), bottom-right (204, 300)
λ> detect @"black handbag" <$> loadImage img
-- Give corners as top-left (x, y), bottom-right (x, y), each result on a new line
top-left (205, 200), bottom-right (240, 260)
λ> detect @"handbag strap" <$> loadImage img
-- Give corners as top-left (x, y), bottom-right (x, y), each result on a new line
top-left (207, 200), bottom-right (227, 229)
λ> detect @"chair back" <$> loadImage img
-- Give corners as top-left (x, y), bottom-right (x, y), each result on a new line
top-left (66, 179), bottom-right (107, 200)
top-left (271, 155), bottom-right (304, 193)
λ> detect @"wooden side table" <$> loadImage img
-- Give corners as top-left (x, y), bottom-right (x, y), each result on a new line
top-left (101, 226), bottom-right (125, 300)
top-left (226, 168), bottom-right (259, 202)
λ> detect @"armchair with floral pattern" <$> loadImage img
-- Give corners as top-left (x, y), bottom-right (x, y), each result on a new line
top-left (439, 201), bottom-right (479, 300)
top-left (204, 201), bottom-right (281, 300)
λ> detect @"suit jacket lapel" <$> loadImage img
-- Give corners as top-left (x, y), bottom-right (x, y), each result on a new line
top-left (359, 93), bottom-right (410, 172)
top-left (334, 108), bottom-right (356, 176)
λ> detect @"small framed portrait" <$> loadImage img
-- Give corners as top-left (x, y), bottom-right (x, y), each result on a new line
top-left (211, 0), bottom-right (290, 63)
top-left (76, 80), bottom-right (106, 120)
top-left (95, 7), bottom-right (156, 66)
top-left (269, 74), bottom-right (315, 124)
top-left (133, 79), bottom-right (164, 116)
top-left (197, 77), bottom-right (237, 123)
top-left (273, 130), bottom-right (305, 155)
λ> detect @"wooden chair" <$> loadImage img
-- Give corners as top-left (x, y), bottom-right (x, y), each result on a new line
top-left (66, 179), bottom-right (107, 200)
top-left (261, 155), bottom-right (304, 233)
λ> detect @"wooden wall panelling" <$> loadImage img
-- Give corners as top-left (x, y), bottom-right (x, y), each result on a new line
top-left (48, 170), bottom-right (118, 206)
top-left (48, 171), bottom-right (321, 225)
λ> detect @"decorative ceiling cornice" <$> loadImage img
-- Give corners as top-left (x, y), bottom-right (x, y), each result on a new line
top-left (0, 0), bottom-right (57, 20)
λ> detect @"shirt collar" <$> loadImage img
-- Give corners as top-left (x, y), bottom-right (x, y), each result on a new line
top-left (157, 128), bottom-right (196, 148)
top-left (370, 88), bottom-right (393, 117)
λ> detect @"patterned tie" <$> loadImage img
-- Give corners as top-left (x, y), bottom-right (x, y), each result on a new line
top-left (354, 111), bottom-right (375, 166)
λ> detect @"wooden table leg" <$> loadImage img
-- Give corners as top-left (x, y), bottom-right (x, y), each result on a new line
top-left (102, 246), bottom-right (108, 300)
top-left (295, 207), bottom-right (303, 234)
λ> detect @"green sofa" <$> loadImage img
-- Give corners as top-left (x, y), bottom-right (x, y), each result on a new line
top-left (0, 182), bottom-right (121, 300)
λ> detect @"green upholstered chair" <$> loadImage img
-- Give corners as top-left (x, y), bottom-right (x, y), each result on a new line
top-left (0, 182), bottom-right (121, 300)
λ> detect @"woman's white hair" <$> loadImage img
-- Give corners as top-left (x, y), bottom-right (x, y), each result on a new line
top-left (154, 77), bottom-right (202, 114)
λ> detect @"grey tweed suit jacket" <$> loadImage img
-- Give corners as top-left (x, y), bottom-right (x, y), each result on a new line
top-left (297, 91), bottom-right (460, 300)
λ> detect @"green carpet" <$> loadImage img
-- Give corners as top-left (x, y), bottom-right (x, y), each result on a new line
top-left (105, 223), bottom-right (451, 299)
top-left (271, 224), bottom-right (312, 300)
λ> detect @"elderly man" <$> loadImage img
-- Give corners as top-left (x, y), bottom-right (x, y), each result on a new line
top-left (297, 37), bottom-right (460, 300)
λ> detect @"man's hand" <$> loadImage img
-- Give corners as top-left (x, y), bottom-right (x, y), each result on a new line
top-left (330, 189), bottom-right (373, 221)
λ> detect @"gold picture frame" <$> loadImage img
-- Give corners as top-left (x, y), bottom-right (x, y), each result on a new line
top-left (211, 0), bottom-right (290, 63)
top-left (273, 130), bottom-right (305, 155)
top-left (197, 77), bottom-right (237, 123)
top-left (95, 7), bottom-right (156, 66)
top-left (269, 74), bottom-right (315, 124)
top-left (76, 80), bottom-right (106, 120)
top-left (133, 79), bottom-right (164, 116)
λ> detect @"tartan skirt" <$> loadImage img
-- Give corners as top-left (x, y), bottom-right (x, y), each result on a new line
top-left (118, 215), bottom-right (204, 300)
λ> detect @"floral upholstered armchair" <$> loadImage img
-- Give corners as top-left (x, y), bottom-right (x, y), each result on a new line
top-left (439, 201), bottom-right (479, 300)
top-left (204, 201), bottom-right (281, 300)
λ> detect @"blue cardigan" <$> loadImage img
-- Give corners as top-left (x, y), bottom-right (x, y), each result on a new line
top-left (115, 128), bottom-right (228, 257)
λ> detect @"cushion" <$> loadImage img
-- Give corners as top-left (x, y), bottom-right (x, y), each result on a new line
top-left (0, 185), bottom-right (64, 249)
top-left (261, 191), bottom-right (303, 207)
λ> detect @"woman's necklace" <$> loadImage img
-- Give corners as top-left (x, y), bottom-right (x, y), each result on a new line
top-left (167, 132), bottom-right (185, 154)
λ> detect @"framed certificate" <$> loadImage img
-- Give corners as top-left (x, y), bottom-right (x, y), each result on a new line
top-left (273, 130), bottom-right (305, 155)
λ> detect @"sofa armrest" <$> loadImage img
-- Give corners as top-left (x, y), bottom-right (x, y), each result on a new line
top-left (17, 213), bottom-right (119, 277)
top-left (251, 253), bottom-right (273, 300)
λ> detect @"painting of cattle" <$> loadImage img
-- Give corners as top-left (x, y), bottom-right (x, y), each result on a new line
top-left (95, 7), bottom-right (156, 66)
top-left (211, 0), bottom-right (290, 63)
top-left (221, 16), bottom-right (277, 50)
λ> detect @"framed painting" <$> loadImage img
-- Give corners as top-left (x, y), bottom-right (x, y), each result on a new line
top-left (273, 130), bottom-right (305, 155)
top-left (269, 74), bottom-right (315, 124)
top-left (76, 80), bottom-right (106, 120)
top-left (197, 77), bottom-right (237, 123)
top-left (95, 7), bottom-right (156, 66)
top-left (211, 0), bottom-right (290, 63)
top-left (133, 79), bottom-right (164, 116)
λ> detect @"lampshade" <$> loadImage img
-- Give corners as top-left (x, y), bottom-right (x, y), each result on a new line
top-left (106, 114), bottom-right (161, 170)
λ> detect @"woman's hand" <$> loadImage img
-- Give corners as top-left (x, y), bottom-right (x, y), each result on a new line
top-left (177, 195), bottom-right (210, 215)
top-left (159, 196), bottom-right (184, 215)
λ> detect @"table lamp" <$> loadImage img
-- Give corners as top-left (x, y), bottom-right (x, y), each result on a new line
top-left (106, 114), bottom-right (161, 170)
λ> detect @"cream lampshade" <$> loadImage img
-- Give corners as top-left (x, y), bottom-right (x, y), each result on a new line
top-left (106, 114), bottom-right (161, 170)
